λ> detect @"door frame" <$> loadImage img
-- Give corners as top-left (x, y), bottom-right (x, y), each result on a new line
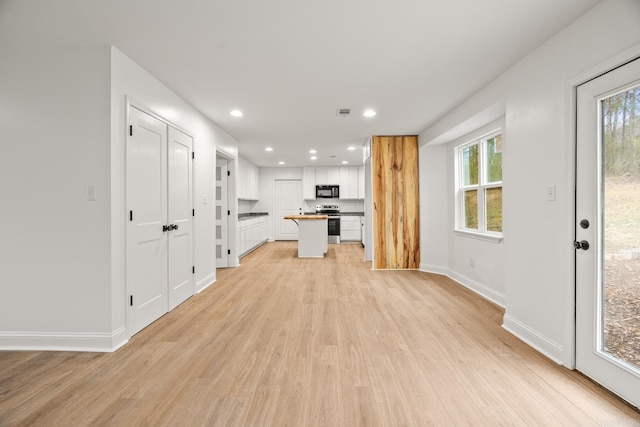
top-left (566, 44), bottom-right (640, 369)
top-left (273, 179), bottom-right (303, 241)
top-left (216, 150), bottom-right (239, 268)
top-left (215, 150), bottom-right (235, 268)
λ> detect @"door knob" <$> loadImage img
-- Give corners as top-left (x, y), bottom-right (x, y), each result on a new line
top-left (163, 225), bottom-right (170, 232)
top-left (170, 224), bottom-right (179, 231)
top-left (574, 240), bottom-right (590, 250)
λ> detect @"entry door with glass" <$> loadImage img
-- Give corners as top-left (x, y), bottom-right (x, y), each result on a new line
top-left (576, 57), bottom-right (640, 408)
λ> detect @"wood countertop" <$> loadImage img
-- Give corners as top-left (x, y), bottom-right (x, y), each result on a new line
top-left (283, 215), bottom-right (328, 220)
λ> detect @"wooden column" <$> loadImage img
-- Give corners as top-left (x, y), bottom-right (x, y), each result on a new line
top-left (372, 135), bottom-right (420, 269)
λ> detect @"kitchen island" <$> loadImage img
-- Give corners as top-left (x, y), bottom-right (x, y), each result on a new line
top-left (283, 215), bottom-right (328, 258)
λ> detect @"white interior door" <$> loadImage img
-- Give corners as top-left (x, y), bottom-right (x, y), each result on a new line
top-left (216, 157), bottom-right (229, 267)
top-left (274, 180), bottom-right (302, 240)
top-left (126, 107), bottom-right (168, 336)
top-left (576, 57), bottom-right (640, 408)
top-left (167, 126), bottom-right (193, 310)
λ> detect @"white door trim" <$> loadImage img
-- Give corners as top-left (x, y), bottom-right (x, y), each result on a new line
top-left (564, 42), bottom-right (640, 370)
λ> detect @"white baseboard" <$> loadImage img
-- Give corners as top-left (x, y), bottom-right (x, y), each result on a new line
top-left (502, 313), bottom-right (564, 365)
top-left (196, 272), bottom-right (216, 293)
top-left (420, 263), bottom-right (506, 307)
top-left (0, 326), bottom-right (128, 352)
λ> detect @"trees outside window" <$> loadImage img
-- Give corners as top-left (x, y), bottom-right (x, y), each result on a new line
top-left (457, 131), bottom-right (502, 235)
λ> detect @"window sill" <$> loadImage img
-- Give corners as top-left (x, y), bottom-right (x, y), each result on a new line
top-left (454, 229), bottom-right (503, 243)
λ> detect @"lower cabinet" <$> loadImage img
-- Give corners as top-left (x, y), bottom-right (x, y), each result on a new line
top-left (239, 216), bottom-right (269, 257)
top-left (340, 216), bottom-right (362, 242)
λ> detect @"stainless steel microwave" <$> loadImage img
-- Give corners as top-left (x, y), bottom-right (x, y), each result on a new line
top-left (316, 185), bottom-right (339, 198)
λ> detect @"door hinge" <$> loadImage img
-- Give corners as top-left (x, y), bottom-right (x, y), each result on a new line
top-left (227, 249), bottom-right (231, 255)
top-left (192, 266), bottom-right (195, 274)
top-left (129, 125), bottom-right (133, 136)
top-left (192, 152), bottom-right (195, 160)
top-left (130, 295), bottom-right (133, 306)
top-left (129, 210), bottom-right (133, 221)
top-left (227, 210), bottom-right (231, 216)
top-left (227, 170), bottom-right (231, 176)
top-left (192, 209), bottom-right (195, 217)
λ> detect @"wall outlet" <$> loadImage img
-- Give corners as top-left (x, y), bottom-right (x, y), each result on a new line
top-left (86, 184), bottom-right (97, 201)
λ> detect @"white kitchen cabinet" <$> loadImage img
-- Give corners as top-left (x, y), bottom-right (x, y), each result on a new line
top-left (304, 166), bottom-right (363, 199)
top-left (316, 166), bottom-right (340, 185)
top-left (340, 216), bottom-right (362, 242)
top-left (328, 167), bottom-right (340, 185)
top-left (358, 166), bottom-right (365, 199)
top-left (340, 166), bottom-right (360, 199)
top-left (238, 215), bottom-right (269, 257)
top-left (238, 156), bottom-right (260, 200)
top-left (303, 167), bottom-right (316, 200)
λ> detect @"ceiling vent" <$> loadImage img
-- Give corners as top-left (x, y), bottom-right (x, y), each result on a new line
top-left (336, 108), bottom-right (351, 117)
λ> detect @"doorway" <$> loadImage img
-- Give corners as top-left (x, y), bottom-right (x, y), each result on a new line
top-left (126, 106), bottom-right (194, 337)
top-left (274, 179), bottom-right (302, 240)
top-left (575, 57), bottom-right (640, 407)
top-left (215, 154), bottom-right (230, 268)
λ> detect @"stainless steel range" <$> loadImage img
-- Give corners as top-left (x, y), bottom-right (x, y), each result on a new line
top-left (316, 204), bottom-right (340, 244)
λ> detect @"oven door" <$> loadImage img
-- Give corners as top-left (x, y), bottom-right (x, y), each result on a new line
top-left (327, 216), bottom-right (340, 244)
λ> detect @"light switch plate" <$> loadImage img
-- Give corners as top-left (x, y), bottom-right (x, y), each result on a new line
top-left (546, 184), bottom-right (556, 201)
top-left (86, 184), bottom-right (97, 201)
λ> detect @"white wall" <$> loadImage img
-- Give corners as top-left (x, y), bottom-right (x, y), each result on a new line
top-left (420, 120), bottom-right (506, 306)
top-left (0, 45), bottom-right (114, 349)
top-left (111, 47), bottom-right (239, 327)
top-left (420, 0), bottom-right (640, 366)
top-left (0, 44), bottom-right (239, 351)
top-left (419, 143), bottom-right (449, 274)
top-left (253, 167), bottom-right (304, 240)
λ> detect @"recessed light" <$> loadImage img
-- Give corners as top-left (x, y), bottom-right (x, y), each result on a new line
top-left (342, 161), bottom-right (349, 164)
top-left (363, 109), bottom-right (376, 117)
top-left (347, 146), bottom-right (356, 151)
top-left (309, 149), bottom-right (317, 154)
top-left (265, 147), bottom-right (274, 152)
top-left (278, 161), bottom-right (285, 165)
top-left (310, 156), bottom-right (317, 160)
top-left (230, 109), bottom-right (243, 117)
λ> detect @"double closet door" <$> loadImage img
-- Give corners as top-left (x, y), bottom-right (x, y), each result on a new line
top-left (126, 106), bottom-right (194, 337)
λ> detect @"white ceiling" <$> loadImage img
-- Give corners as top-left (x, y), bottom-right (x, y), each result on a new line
top-left (0, 0), bottom-right (600, 167)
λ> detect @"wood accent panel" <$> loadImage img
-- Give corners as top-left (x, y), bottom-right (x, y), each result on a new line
top-left (372, 135), bottom-right (420, 269)
top-left (0, 242), bottom-right (637, 425)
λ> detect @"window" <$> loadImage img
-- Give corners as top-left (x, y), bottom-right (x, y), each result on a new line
top-left (456, 131), bottom-right (502, 238)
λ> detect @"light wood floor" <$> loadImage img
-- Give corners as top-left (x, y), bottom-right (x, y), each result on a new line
top-left (1, 242), bottom-right (639, 426)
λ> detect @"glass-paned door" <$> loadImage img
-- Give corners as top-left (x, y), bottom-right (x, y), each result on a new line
top-left (576, 57), bottom-right (640, 408)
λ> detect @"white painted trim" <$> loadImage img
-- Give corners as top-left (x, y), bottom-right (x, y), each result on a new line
top-left (420, 263), bottom-right (449, 276)
top-left (196, 273), bottom-right (216, 293)
top-left (453, 229), bottom-right (503, 243)
top-left (563, 42), bottom-right (640, 370)
top-left (502, 314), bottom-right (565, 366)
top-left (419, 264), bottom-right (506, 308)
top-left (0, 327), bottom-right (128, 352)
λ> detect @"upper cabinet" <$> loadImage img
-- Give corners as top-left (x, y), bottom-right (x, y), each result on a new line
top-left (303, 167), bottom-right (316, 200)
top-left (238, 156), bottom-right (260, 200)
top-left (358, 165), bottom-right (365, 199)
top-left (315, 166), bottom-right (340, 185)
top-left (340, 166), bottom-right (359, 199)
top-left (303, 166), bottom-right (363, 200)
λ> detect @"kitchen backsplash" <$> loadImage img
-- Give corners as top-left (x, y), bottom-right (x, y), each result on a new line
top-left (239, 197), bottom-right (364, 215)
top-left (303, 199), bottom-right (364, 213)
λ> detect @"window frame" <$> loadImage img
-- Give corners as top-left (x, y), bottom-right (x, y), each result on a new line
top-left (455, 130), bottom-right (503, 243)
